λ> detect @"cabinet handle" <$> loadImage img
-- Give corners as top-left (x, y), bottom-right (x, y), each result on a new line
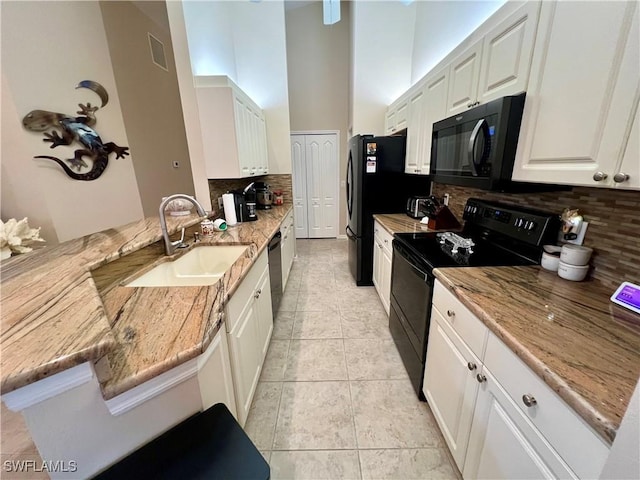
top-left (522, 394), bottom-right (537, 407)
top-left (614, 172), bottom-right (630, 183)
top-left (467, 362), bottom-right (477, 371)
top-left (254, 289), bottom-right (262, 299)
top-left (447, 310), bottom-right (455, 318)
top-left (467, 103), bottom-right (473, 108)
top-left (476, 373), bottom-right (487, 383)
top-left (593, 171), bottom-right (608, 182)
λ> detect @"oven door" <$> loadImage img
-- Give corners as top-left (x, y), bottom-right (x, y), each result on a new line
top-left (389, 239), bottom-right (434, 397)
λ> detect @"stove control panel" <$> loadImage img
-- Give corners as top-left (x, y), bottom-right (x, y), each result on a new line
top-left (463, 198), bottom-right (559, 246)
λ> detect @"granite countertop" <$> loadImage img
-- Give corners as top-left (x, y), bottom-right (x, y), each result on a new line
top-left (373, 213), bottom-right (445, 235)
top-left (433, 266), bottom-right (640, 444)
top-left (1, 205), bottom-right (292, 398)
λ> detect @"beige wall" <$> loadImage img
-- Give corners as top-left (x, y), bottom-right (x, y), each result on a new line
top-left (100, 1), bottom-right (195, 218)
top-left (285, 1), bottom-right (350, 235)
top-left (1, 1), bottom-right (144, 244)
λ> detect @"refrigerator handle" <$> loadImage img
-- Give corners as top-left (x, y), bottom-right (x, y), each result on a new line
top-left (346, 225), bottom-right (356, 240)
top-left (346, 151), bottom-right (353, 218)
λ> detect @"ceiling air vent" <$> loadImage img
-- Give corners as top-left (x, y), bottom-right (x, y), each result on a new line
top-left (148, 33), bottom-right (168, 72)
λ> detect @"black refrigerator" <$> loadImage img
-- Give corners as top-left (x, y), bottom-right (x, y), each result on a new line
top-left (346, 134), bottom-right (431, 286)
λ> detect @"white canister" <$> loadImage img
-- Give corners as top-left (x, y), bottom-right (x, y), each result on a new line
top-left (557, 261), bottom-right (589, 281)
top-left (560, 244), bottom-right (593, 266)
top-left (213, 219), bottom-right (227, 231)
top-left (201, 220), bottom-right (215, 236)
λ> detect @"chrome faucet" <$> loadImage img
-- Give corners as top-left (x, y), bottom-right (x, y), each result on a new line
top-left (159, 194), bottom-right (208, 256)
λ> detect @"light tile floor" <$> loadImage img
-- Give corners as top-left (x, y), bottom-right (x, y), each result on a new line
top-left (245, 239), bottom-right (462, 480)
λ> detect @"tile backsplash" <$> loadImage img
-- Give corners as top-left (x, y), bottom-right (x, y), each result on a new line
top-left (432, 183), bottom-right (640, 289)
top-left (208, 174), bottom-right (293, 213)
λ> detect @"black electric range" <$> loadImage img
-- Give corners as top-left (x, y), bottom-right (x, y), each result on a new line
top-left (389, 198), bottom-right (560, 398)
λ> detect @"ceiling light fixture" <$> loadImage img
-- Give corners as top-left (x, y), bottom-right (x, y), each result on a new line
top-left (323, 0), bottom-right (340, 25)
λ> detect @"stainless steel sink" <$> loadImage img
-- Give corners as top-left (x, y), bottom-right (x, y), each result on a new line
top-left (125, 245), bottom-right (249, 287)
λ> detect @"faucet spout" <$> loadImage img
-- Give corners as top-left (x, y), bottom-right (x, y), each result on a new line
top-left (159, 194), bottom-right (208, 256)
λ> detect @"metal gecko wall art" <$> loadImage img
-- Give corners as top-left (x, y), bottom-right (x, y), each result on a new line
top-left (22, 80), bottom-right (129, 181)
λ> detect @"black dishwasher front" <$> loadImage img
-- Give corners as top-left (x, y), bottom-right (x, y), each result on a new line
top-left (268, 231), bottom-right (283, 315)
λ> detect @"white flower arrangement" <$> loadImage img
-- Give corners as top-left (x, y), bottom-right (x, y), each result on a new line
top-left (0, 217), bottom-right (45, 260)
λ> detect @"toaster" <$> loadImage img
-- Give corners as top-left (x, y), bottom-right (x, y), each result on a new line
top-left (406, 196), bottom-right (430, 219)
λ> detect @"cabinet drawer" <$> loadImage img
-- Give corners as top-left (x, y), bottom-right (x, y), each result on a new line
top-left (484, 333), bottom-right (609, 479)
top-left (432, 281), bottom-right (488, 358)
top-left (373, 220), bottom-right (394, 254)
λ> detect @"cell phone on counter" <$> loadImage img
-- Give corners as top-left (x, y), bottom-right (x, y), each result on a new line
top-left (610, 282), bottom-right (640, 315)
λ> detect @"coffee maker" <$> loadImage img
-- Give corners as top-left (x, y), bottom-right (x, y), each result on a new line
top-left (231, 183), bottom-right (258, 223)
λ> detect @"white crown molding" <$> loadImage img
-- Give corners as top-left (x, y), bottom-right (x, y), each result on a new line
top-left (2, 362), bottom-right (94, 412)
top-left (105, 358), bottom-right (198, 416)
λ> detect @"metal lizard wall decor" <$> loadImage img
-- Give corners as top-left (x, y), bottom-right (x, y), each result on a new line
top-left (22, 80), bottom-right (129, 181)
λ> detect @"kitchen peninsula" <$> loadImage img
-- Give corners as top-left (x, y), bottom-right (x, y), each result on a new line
top-left (0, 204), bottom-right (293, 478)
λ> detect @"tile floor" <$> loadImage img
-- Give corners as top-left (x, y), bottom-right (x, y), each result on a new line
top-left (244, 238), bottom-right (462, 480)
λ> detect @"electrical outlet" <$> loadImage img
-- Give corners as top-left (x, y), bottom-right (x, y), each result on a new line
top-left (218, 197), bottom-right (224, 209)
top-left (558, 221), bottom-right (589, 246)
top-left (443, 193), bottom-right (450, 206)
top-left (172, 161), bottom-right (180, 168)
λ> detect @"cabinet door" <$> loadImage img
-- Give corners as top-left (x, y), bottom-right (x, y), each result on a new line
top-left (255, 266), bottom-right (273, 362)
top-left (380, 245), bottom-right (392, 315)
top-left (477, 2), bottom-right (539, 105)
top-left (463, 368), bottom-right (576, 480)
top-left (420, 66), bottom-right (449, 174)
top-left (615, 103), bottom-right (639, 189)
top-left (259, 115), bottom-right (269, 175)
top-left (234, 95), bottom-right (251, 177)
top-left (197, 328), bottom-right (237, 417)
top-left (423, 309), bottom-right (481, 470)
top-left (405, 87), bottom-right (425, 174)
top-left (372, 234), bottom-right (382, 294)
top-left (446, 41), bottom-right (483, 116)
top-left (395, 99), bottom-right (409, 132)
top-left (227, 301), bottom-right (261, 426)
top-left (385, 109), bottom-right (397, 135)
top-left (512, 1), bottom-right (638, 186)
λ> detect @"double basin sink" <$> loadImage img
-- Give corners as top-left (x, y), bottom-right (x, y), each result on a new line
top-left (126, 245), bottom-right (249, 287)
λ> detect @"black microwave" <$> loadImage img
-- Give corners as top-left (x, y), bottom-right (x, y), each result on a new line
top-left (430, 92), bottom-right (526, 191)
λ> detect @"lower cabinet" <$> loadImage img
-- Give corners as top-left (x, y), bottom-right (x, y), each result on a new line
top-left (281, 210), bottom-right (296, 289)
top-left (372, 220), bottom-right (393, 314)
top-left (225, 250), bottom-right (273, 426)
top-left (197, 326), bottom-right (237, 418)
top-left (424, 280), bottom-right (610, 479)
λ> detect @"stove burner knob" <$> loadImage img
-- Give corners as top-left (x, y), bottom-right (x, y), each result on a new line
top-left (527, 221), bottom-right (536, 231)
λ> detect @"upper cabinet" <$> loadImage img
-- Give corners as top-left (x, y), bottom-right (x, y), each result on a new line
top-left (447, 2), bottom-right (540, 116)
top-left (385, 92), bottom-right (410, 135)
top-left (513, 1), bottom-right (639, 190)
top-left (195, 76), bottom-right (269, 179)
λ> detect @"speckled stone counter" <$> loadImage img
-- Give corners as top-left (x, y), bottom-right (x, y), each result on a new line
top-left (433, 265), bottom-right (640, 444)
top-left (373, 213), bottom-right (445, 235)
top-left (0, 205), bottom-right (292, 398)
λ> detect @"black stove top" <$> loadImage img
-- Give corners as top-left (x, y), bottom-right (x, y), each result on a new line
top-left (394, 231), bottom-right (537, 272)
top-left (393, 198), bottom-right (561, 273)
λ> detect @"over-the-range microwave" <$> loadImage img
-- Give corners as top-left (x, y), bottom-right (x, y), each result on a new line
top-left (430, 92), bottom-right (526, 191)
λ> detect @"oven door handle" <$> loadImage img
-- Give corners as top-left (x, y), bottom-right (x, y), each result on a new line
top-left (468, 119), bottom-right (488, 177)
top-left (394, 242), bottom-right (430, 282)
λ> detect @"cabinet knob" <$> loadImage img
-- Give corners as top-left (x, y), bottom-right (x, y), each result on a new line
top-left (467, 362), bottom-right (477, 371)
top-left (447, 310), bottom-right (455, 318)
top-left (467, 103), bottom-right (473, 108)
top-left (613, 172), bottom-right (630, 183)
top-left (254, 289), bottom-right (262, 299)
top-left (476, 373), bottom-right (487, 383)
top-left (522, 394), bottom-right (537, 407)
top-left (592, 171), bottom-right (608, 182)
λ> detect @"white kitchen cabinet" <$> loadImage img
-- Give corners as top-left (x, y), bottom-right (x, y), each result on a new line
top-left (225, 250), bottom-right (272, 426)
top-left (405, 85), bottom-right (425, 174)
top-left (424, 280), bottom-right (610, 480)
top-left (463, 367), bottom-right (576, 480)
top-left (197, 324), bottom-right (237, 417)
top-left (194, 75), bottom-right (268, 179)
top-left (512, 1), bottom-right (639, 190)
top-left (417, 65), bottom-right (450, 175)
top-left (446, 40), bottom-right (484, 117)
top-left (281, 210), bottom-right (296, 289)
top-left (446, 2), bottom-right (539, 117)
top-left (385, 93), bottom-right (410, 135)
top-left (372, 220), bottom-right (393, 314)
top-left (424, 307), bottom-right (482, 470)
